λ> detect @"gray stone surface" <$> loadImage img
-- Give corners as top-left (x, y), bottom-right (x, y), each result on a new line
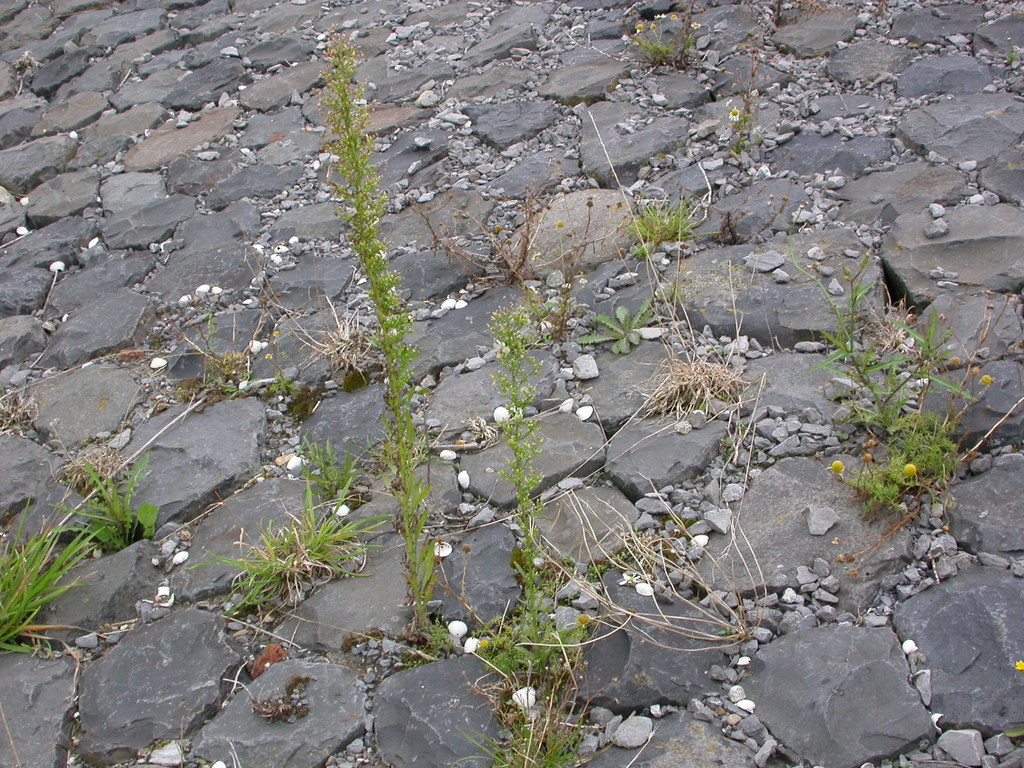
top-left (538, 59), bottom-right (629, 106)
top-left (374, 656), bottom-right (500, 768)
top-left (460, 412), bottom-right (606, 507)
top-left (896, 55), bottom-right (992, 99)
top-left (581, 103), bottom-right (688, 187)
top-left (770, 133), bottom-right (891, 179)
top-left (0, 653), bottom-right (77, 768)
top-left (77, 608), bottom-right (244, 765)
top-left (24, 169), bottom-right (100, 227)
top-left (193, 659), bottom-right (365, 768)
top-left (898, 94), bottom-right (1024, 169)
top-left (437, 522), bottom-right (521, 625)
top-left (464, 101), bottom-right (561, 150)
top-left (122, 106), bottom-right (239, 172)
top-left (836, 162), bottom-right (963, 225)
top-left (950, 453), bottom-right (1024, 557)
top-left (29, 365), bottom-right (142, 448)
top-left (538, 485), bottom-right (636, 564)
top-left (826, 41), bottom-right (914, 86)
top-left (0, 313), bottom-right (46, 366)
top-left (101, 193), bottom-right (196, 251)
top-left (0, 134), bottom-right (76, 195)
top-left (0, 432), bottom-right (60, 518)
top-left (606, 418), bottom-right (726, 501)
top-left (299, 385), bottom-right (386, 463)
top-left (893, 566), bottom-right (1024, 735)
top-left (584, 711), bottom-right (751, 768)
top-left (126, 398), bottom-right (266, 527)
top-left (38, 288), bottom-right (152, 369)
top-left (700, 457), bottom-right (910, 615)
top-left (773, 9), bottom-right (859, 57)
top-left (577, 571), bottom-right (722, 711)
top-left (746, 625), bottom-right (933, 768)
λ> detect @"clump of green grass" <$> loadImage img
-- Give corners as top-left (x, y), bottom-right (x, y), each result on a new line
top-left (300, 439), bottom-right (364, 505)
top-left (216, 484), bottom-right (385, 618)
top-left (628, 198), bottom-right (702, 256)
top-left (0, 525), bottom-right (92, 652)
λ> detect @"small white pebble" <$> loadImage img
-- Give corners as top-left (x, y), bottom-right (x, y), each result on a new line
top-left (458, 470), bottom-right (471, 488)
top-left (447, 620), bottom-right (468, 639)
top-left (150, 357), bottom-right (168, 370)
top-left (902, 639), bottom-right (918, 654)
top-left (735, 699), bottom-right (756, 713)
top-left (736, 656), bottom-right (751, 667)
top-left (558, 398), bottom-right (574, 413)
top-left (454, 299), bottom-right (468, 309)
top-left (68, 130), bottom-right (78, 141)
top-left (88, 237), bottom-right (100, 248)
top-left (576, 405), bottom-right (594, 421)
top-left (440, 298), bottom-right (457, 310)
top-left (434, 540), bottom-right (453, 558)
top-left (210, 286), bottom-right (223, 295)
top-left (285, 455), bottom-right (304, 472)
top-left (156, 585), bottom-right (172, 599)
top-left (463, 637), bottom-right (480, 654)
top-left (19, 197), bottom-right (29, 206)
top-left (634, 582), bottom-right (655, 597)
top-left (195, 284), bottom-right (211, 295)
top-left (334, 503), bottom-right (350, 517)
top-left (493, 406), bottom-right (510, 423)
top-left (16, 226), bottom-right (29, 236)
top-left (692, 534), bottom-right (709, 547)
top-left (511, 687), bottom-right (537, 710)
top-left (178, 294), bottom-right (192, 304)
top-left (171, 550), bottom-right (189, 566)
top-left (49, 260), bottom-right (66, 273)
top-left (439, 449), bottom-right (457, 462)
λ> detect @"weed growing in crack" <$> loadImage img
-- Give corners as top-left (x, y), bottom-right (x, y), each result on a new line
top-left (0, 388), bottom-right (37, 437)
top-left (628, 197), bottom-right (703, 258)
top-left (629, 4), bottom-right (702, 70)
top-left (216, 484), bottom-right (384, 619)
top-left (324, 39), bottom-right (434, 636)
top-left (579, 297), bottom-right (656, 355)
top-left (60, 456), bottom-right (158, 553)
top-left (300, 439), bottom-right (365, 507)
top-left (642, 356), bottom-right (747, 421)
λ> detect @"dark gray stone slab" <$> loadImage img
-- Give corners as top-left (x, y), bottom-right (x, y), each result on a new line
top-left (584, 711), bottom-right (751, 768)
top-left (447, 65), bottom-right (532, 102)
top-left (299, 385), bottom-right (386, 463)
top-left (946, 358), bottom-right (1024, 449)
top-left (24, 168), bottom-right (99, 227)
top-left (265, 256), bottom-right (355, 311)
top-left (267, 202), bottom-right (344, 243)
top-left (371, 127), bottom-right (450, 190)
top-left (243, 34), bottom-right (316, 71)
top-left (462, 4), bottom-right (548, 66)
top-left (82, 102), bottom-right (169, 143)
top-left (163, 58), bottom-right (249, 110)
top-left (538, 485), bottom-right (636, 565)
top-left (652, 71), bottom-right (711, 109)
top-left (836, 162), bottom-right (963, 226)
top-left (464, 100), bottom-right (561, 150)
top-left (31, 90), bottom-right (108, 136)
top-left (3, 214), bottom-right (96, 269)
top-left (391, 247), bottom-right (480, 303)
top-left (0, 101), bottom-right (42, 151)
top-left (80, 7), bottom-right (166, 49)
top-left (581, 102), bottom-right (688, 187)
top-left (374, 656), bottom-right (500, 768)
top-left (0, 313), bottom-right (45, 366)
top-left (896, 55), bottom-right (992, 99)
top-left (40, 539), bottom-right (161, 639)
top-left (919, 290), bottom-right (1024, 367)
top-left (699, 458), bottom-right (910, 615)
top-left (378, 188), bottom-right (491, 254)
top-left (606, 418), bottom-right (726, 501)
top-left (460, 413), bottom-right (607, 508)
top-left (274, 536), bottom-right (411, 650)
top-left (66, 132), bottom-right (131, 170)
top-left (0, 134), bottom-right (76, 195)
top-left (950, 453), bottom-right (1024, 557)
top-left (165, 150), bottom-right (245, 196)
top-left (769, 133), bottom-right (891, 179)
top-left (890, 4), bottom-right (986, 44)
top-left (882, 204), bottom-right (1024, 304)
top-left (100, 171), bottom-right (166, 215)
top-left (0, 266), bottom-right (56, 318)
top-left (101, 193), bottom-right (196, 251)
top-left (743, 351), bottom-right (838, 416)
top-left (28, 47), bottom-right (93, 97)
top-left (177, 200), bottom-right (260, 253)
top-left (46, 252), bottom-right (156, 318)
top-left (701, 177), bottom-right (804, 243)
top-left (77, 608), bottom-right (244, 765)
top-left (0, 654), bottom-right (76, 768)
top-left (538, 59), bottom-right (630, 106)
top-left (772, 9), bottom-right (859, 58)
top-left (491, 149), bottom-right (579, 200)
top-left (979, 147), bottom-right (1024, 205)
top-left (126, 398), bottom-right (265, 527)
top-left (193, 659), bottom-right (365, 768)
top-left (975, 15), bottom-right (1024, 57)
top-left (746, 625), bottom-right (933, 768)
top-left (577, 570), bottom-right (722, 711)
top-left (206, 163), bottom-right (303, 211)
top-left (38, 288), bottom-right (152, 368)
top-left (586, 341), bottom-right (670, 433)
top-left (0, 433), bottom-right (60, 518)
top-left (898, 94), bottom-right (1024, 169)
top-left (893, 566), bottom-right (1024, 735)
top-left (826, 40), bottom-right (914, 86)
top-left (123, 106), bottom-right (238, 172)
top-left (171, 478), bottom-right (306, 603)
top-left (239, 107), bottom-right (304, 150)
top-left (30, 365), bottom-right (141, 448)
top-left (437, 523), bottom-right (521, 625)
top-left (145, 243), bottom-right (262, 302)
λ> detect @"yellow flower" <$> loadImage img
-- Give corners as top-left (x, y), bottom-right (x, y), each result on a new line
top-left (635, 24), bottom-right (644, 32)
top-left (1016, 660), bottom-right (1024, 672)
top-left (555, 221), bottom-right (565, 228)
top-left (729, 108), bottom-right (741, 123)
top-left (478, 639), bottom-right (490, 649)
top-left (577, 613), bottom-right (593, 626)
top-left (830, 460), bottom-right (845, 475)
top-left (903, 464), bottom-right (918, 479)
top-left (980, 374), bottom-right (994, 386)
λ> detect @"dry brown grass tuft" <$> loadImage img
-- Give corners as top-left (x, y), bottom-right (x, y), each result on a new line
top-left (642, 357), bottom-right (746, 420)
top-left (0, 390), bottom-right (37, 437)
top-left (57, 445), bottom-right (124, 495)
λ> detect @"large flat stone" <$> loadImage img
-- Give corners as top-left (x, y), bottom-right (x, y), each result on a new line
top-left (0, 433), bottom-right (61, 518)
top-left (374, 656), bottom-right (500, 768)
top-left (122, 106), bottom-right (239, 172)
top-left (436, 523), bottom-right (521, 625)
top-left (581, 102), bottom-right (689, 187)
top-left (126, 398), bottom-right (266, 527)
top-left (0, 654), bottom-right (76, 768)
top-left (38, 288), bottom-right (153, 369)
top-left (76, 608), bottom-right (244, 765)
top-left (882, 204), bottom-right (1024, 304)
top-left (193, 659), bottom-right (365, 768)
top-left (745, 625), bottom-right (933, 768)
top-left (24, 168), bottom-right (100, 227)
top-left (298, 385), bottom-right (386, 464)
top-left (29, 365), bottom-right (142, 448)
top-left (101, 193), bottom-right (196, 251)
top-left (583, 711), bottom-right (752, 768)
top-left (538, 485), bottom-right (636, 565)
top-left (836, 162), bottom-right (963, 226)
top-left (897, 94), bottom-right (1024, 169)
top-left (950, 453), bottom-right (1024, 557)
top-left (699, 457), bottom-right (910, 615)
top-left (896, 55), bottom-right (992, 99)
top-left (0, 134), bottom-right (76, 194)
top-left (772, 9), bottom-right (859, 57)
top-left (893, 566), bottom-right (1024, 735)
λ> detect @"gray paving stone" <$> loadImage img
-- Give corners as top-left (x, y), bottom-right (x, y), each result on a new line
top-left (0, 134), bottom-right (76, 195)
top-left (770, 133), bottom-right (891, 179)
top-left (746, 625), bottom-right (933, 768)
top-left (239, 60), bottom-right (324, 112)
top-left (464, 100), bottom-right (562, 151)
top-left (24, 168), bottom-right (99, 227)
top-left (374, 656), bottom-right (500, 768)
top-left (0, 313), bottom-right (45, 366)
top-left (101, 193), bottom-right (196, 251)
top-left (890, 3), bottom-right (986, 44)
top-left (581, 102), bottom-right (688, 187)
top-left (193, 659), bottom-right (365, 768)
top-left (0, 266), bottom-right (54, 318)
top-left (437, 522), bottom-right (521, 625)
top-left (299, 384), bottom-right (386, 464)
top-left (30, 365), bottom-right (142, 448)
top-left (584, 711), bottom-right (751, 768)
top-left (3, 214), bottom-right (97, 269)
top-left (893, 566), bottom-right (1024, 735)
top-left (0, 433), bottom-right (60, 518)
top-left (836, 162), bottom-right (963, 226)
top-left (538, 485), bottom-right (636, 565)
top-left (538, 59), bottom-right (630, 106)
top-left (772, 9), bottom-right (859, 58)
top-left (896, 55), bottom-right (993, 99)
top-left (0, 654), bottom-right (76, 768)
top-left (31, 89), bottom-right (108, 136)
top-left (265, 256), bottom-right (356, 311)
top-left (826, 40), bottom-right (914, 86)
top-left (76, 608), bottom-right (244, 765)
top-left (80, 7), bottom-right (166, 49)
top-left (898, 94), bottom-right (1024, 169)
top-left (122, 106), bottom-right (238, 172)
top-left (46, 252), bottom-right (156, 318)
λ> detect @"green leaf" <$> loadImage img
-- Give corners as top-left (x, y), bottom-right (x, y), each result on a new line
top-left (136, 504), bottom-right (159, 540)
